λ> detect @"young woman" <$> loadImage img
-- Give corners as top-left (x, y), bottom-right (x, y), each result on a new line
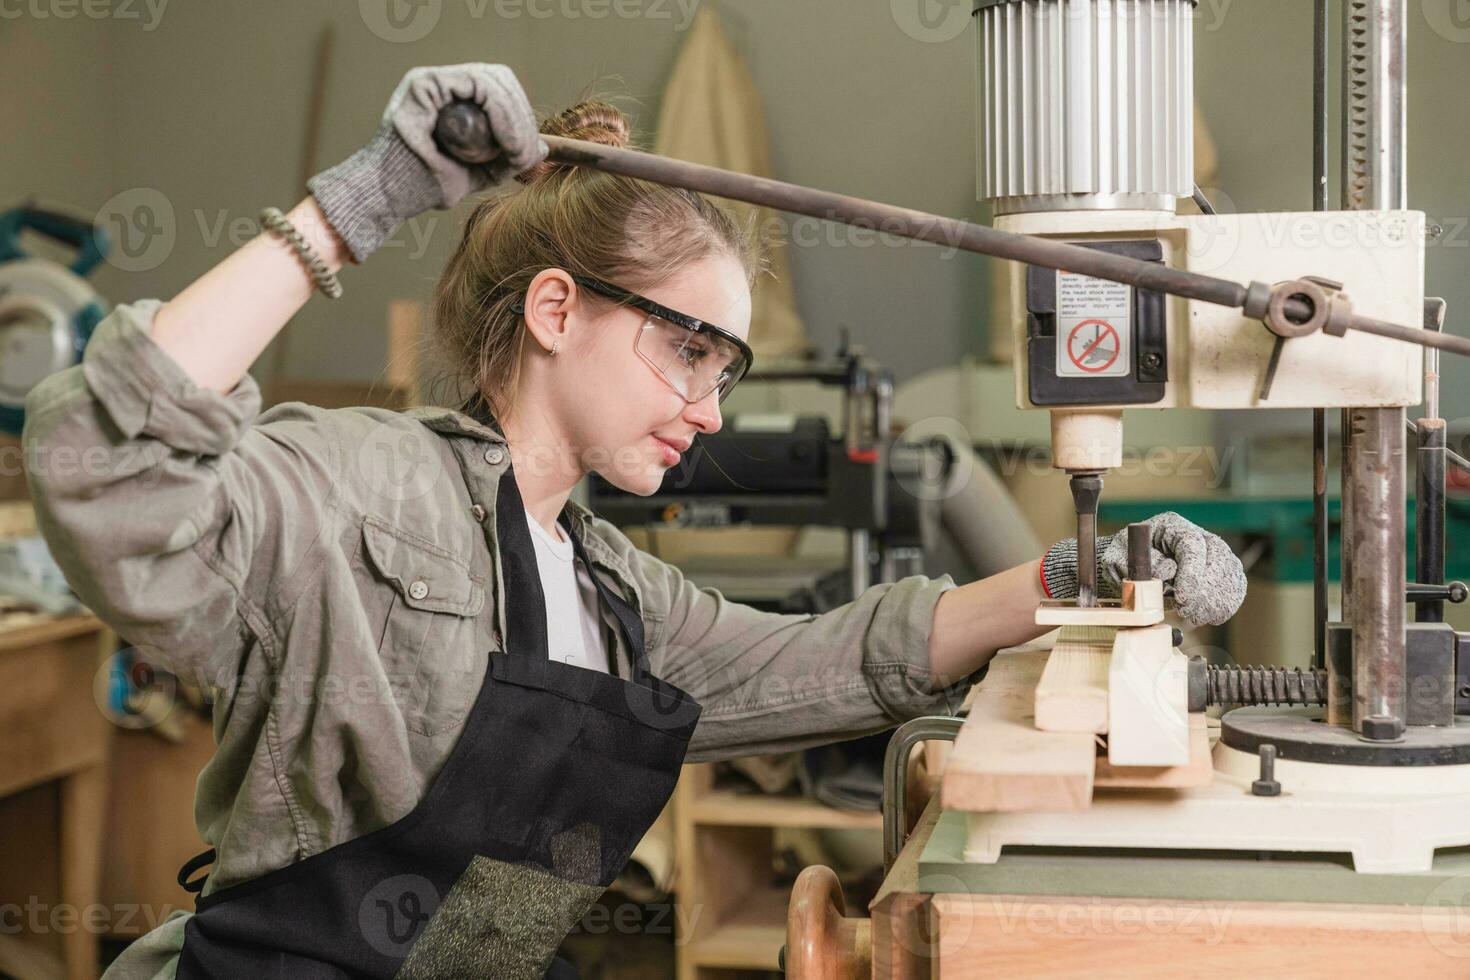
top-left (24, 64), bottom-right (1245, 979)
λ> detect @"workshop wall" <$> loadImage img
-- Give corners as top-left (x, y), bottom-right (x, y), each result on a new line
top-left (4, 0), bottom-right (1468, 426)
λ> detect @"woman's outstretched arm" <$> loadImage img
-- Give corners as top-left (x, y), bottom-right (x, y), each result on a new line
top-left (926, 558), bottom-right (1050, 682)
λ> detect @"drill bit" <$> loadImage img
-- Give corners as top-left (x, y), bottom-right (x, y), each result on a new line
top-left (1069, 473), bottom-right (1103, 607)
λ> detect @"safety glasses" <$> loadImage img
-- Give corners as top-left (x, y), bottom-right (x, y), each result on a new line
top-left (514, 273), bottom-right (754, 404)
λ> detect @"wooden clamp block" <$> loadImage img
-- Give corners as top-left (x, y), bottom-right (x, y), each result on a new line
top-left (1107, 624), bottom-right (1189, 767)
top-left (1034, 579), bottom-right (1166, 628)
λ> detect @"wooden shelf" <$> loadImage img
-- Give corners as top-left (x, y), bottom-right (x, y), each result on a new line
top-left (690, 789), bottom-right (882, 830)
top-left (687, 885), bottom-right (787, 970)
top-left (675, 761), bottom-right (886, 979)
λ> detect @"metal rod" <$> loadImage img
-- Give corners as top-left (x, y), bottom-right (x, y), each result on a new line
top-left (1313, 0), bottom-right (1331, 672)
top-left (1315, 0), bottom-right (1330, 212)
top-left (538, 135), bottom-right (1470, 360)
top-left (1417, 299), bottom-right (1448, 623)
top-left (1342, 0), bottom-right (1408, 737)
top-left (1077, 510), bottom-right (1098, 608)
top-left (1069, 474), bottom-right (1103, 608)
top-left (849, 528), bottom-right (871, 600)
top-left (1407, 418), bottom-right (1470, 473)
top-left (1349, 408), bottom-right (1407, 731)
top-left (1314, 409), bottom-right (1329, 669)
top-left (1417, 420), bottom-right (1447, 623)
top-left (1340, 407), bottom-right (1354, 626)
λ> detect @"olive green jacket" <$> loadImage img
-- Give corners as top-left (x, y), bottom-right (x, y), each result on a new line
top-left (23, 300), bottom-right (979, 978)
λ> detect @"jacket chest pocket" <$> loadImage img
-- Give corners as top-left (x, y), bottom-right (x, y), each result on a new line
top-left (359, 517), bottom-right (490, 736)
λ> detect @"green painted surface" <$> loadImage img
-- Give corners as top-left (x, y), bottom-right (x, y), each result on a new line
top-left (1098, 497), bottom-right (1470, 583)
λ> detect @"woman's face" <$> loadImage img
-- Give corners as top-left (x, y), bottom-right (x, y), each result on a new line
top-left (558, 253), bottom-right (752, 496)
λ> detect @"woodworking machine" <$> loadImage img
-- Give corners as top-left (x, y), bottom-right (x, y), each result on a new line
top-left (932, 0), bottom-right (1470, 890)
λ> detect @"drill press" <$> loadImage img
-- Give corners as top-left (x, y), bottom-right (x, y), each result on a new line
top-left (935, 0), bottom-right (1470, 876)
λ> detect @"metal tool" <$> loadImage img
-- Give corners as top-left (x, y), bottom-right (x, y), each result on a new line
top-left (430, 102), bottom-right (1470, 362)
top-left (1069, 473), bottom-right (1103, 607)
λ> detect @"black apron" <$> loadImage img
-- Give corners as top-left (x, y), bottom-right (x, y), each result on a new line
top-left (174, 458), bottom-right (702, 979)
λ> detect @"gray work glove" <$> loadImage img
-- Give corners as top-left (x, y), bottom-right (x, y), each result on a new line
top-left (307, 63), bottom-right (547, 263)
top-left (1041, 511), bottom-right (1247, 627)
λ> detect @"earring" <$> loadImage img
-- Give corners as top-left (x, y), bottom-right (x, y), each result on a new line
top-left (549, 341), bottom-right (560, 357)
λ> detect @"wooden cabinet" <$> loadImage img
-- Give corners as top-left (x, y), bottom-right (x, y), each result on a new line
top-left (0, 615), bottom-right (112, 980)
top-left (672, 763), bottom-right (882, 980)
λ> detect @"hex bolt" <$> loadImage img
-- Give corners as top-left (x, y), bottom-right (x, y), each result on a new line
top-left (1359, 714), bottom-right (1405, 742)
top-left (1252, 744), bottom-right (1281, 797)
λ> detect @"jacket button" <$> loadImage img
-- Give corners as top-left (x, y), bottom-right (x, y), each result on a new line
top-left (471, 504), bottom-right (486, 522)
top-left (408, 580), bottom-right (429, 600)
top-left (484, 447), bottom-right (504, 465)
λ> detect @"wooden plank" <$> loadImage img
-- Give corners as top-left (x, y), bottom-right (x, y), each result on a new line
top-left (941, 651), bottom-right (1096, 813)
top-left (0, 613), bottom-right (101, 650)
top-left (0, 500), bottom-right (36, 539)
top-left (1094, 713), bottom-right (1214, 789)
top-left (932, 893), bottom-right (1470, 978)
top-left (386, 300), bottom-right (424, 406)
top-left (690, 790), bottom-right (882, 829)
top-left (1033, 625), bottom-right (1114, 734)
top-left (0, 622), bottom-right (110, 798)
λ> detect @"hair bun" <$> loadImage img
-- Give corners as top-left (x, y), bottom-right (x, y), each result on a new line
top-left (515, 100), bottom-right (630, 185)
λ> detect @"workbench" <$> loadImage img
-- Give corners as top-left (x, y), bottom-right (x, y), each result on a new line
top-left (0, 613), bottom-right (113, 980)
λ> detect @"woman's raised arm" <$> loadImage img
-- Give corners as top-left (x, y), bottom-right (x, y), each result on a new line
top-left (153, 63), bottom-right (548, 394)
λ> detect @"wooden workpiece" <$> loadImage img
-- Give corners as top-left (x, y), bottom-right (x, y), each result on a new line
top-left (941, 649), bottom-right (1097, 813)
top-left (943, 641), bottom-right (1213, 814)
top-left (1033, 625), bottom-right (1113, 734)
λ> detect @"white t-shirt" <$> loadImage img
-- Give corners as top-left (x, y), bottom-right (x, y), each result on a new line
top-left (526, 516), bottom-right (611, 673)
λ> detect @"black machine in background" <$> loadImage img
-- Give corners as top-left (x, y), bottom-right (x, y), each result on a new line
top-left (588, 345), bottom-right (949, 614)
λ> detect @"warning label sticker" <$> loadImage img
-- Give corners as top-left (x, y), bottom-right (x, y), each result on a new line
top-left (1055, 271), bottom-right (1131, 378)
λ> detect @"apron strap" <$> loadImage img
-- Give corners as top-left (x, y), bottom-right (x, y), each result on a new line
top-left (177, 847), bottom-right (216, 894)
top-left (563, 518), bottom-right (653, 684)
top-left (494, 460), bottom-right (551, 660)
top-left (460, 396), bottom-right (653, 685)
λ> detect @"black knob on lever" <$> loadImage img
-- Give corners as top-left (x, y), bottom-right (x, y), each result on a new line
top-left (432, 101), bottom-right (501, 166)
top-left (1406, 581), bottom-right (1469, 605)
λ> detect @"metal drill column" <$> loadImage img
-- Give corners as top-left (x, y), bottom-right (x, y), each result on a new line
top-left (1342, 0), bottom-right (1409, 736)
